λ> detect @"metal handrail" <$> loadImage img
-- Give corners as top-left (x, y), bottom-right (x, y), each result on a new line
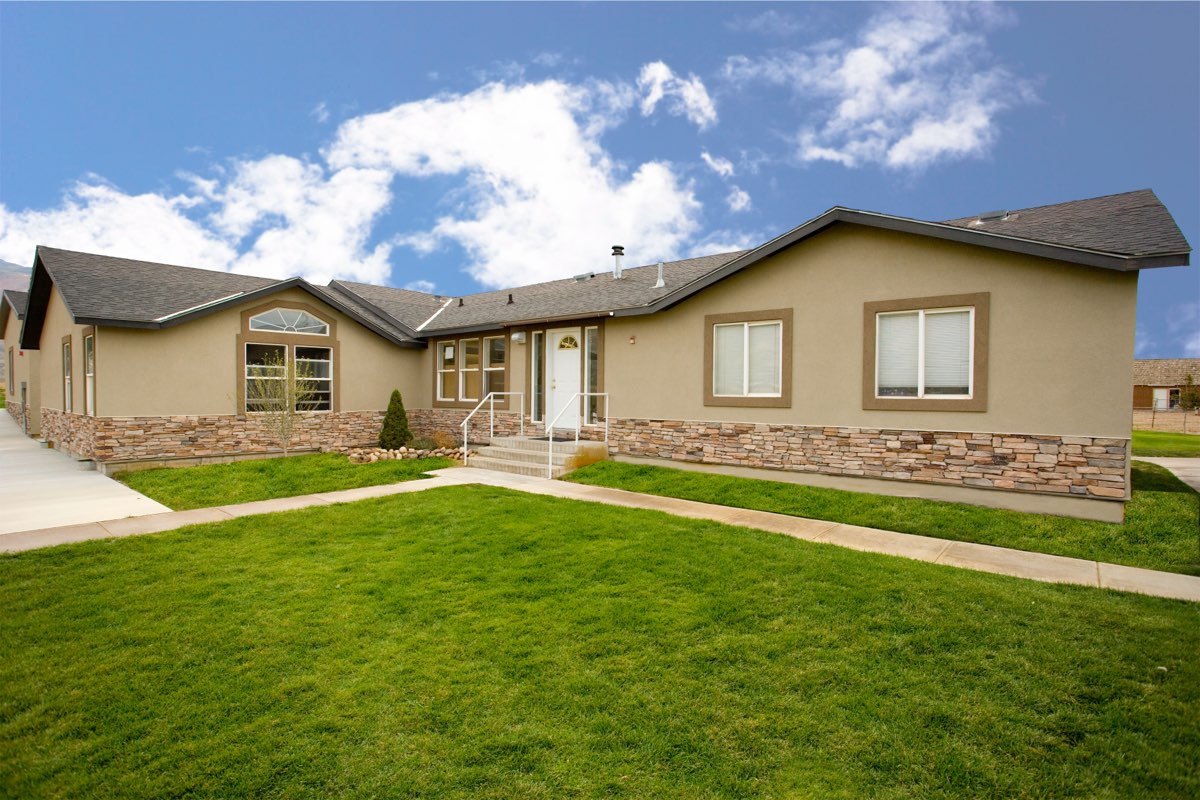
top-left (461, 392), bottom-right (524, 466)
top-left (545, 392), bottom-right (609, 479)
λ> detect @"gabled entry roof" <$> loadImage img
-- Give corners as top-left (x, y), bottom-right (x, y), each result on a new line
top-left (19, 247), bottom-right (423, 349)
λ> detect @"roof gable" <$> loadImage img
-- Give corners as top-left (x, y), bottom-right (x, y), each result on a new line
top-left (20, 248), bottom-right (421, 349)
top-left (1, 289), bottom-right (28, 335)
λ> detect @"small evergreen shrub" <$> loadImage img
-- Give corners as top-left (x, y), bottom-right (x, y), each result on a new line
top-left (379, 390), bottom-right (412, 449)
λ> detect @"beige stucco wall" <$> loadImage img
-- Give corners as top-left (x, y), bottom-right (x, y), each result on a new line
top-left (604, 224), bottom-right (1138, 439)
top-left (3, 307), bottom-right (41, 432)
top-left (86, 286), bottom-right (425, 417)
top-left (37, 288), bottom-right (91, 416)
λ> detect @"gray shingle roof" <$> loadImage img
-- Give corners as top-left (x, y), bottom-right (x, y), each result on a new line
top-left (941, 189), bottom-right (1190, 257)
top-left (36, 246), bottom-right (275, 323)
top-left (327, 280), bottom-right (449, 332)
top-left (3, 289), bottom-right (27, 318)
top-left (306, 284), bottom-right (417, 344)
top-left (337, 251), bottom-right (748, 334)
top-left (1133, 359), bottom-right (1200, 386)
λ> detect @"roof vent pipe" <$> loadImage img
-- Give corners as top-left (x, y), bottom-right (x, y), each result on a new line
top-left (458, 298), bottom-right (464, 307)
top-left (506, 293), bottom-right (514, 305)
top-left (653, 261), bottom-right (665, 289)
top-left (612, 245), bottom-right (624, 279)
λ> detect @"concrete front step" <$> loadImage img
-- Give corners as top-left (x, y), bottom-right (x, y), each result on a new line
top-left (489, 435), bottom-right (603, 455)
top-left (475, 445), bottom-right (575, 466)
top-left (465, 455), bottom-right (569, 479)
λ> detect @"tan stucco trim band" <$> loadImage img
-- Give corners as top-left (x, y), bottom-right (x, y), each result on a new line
top-left (862, 292), bottom-right (990, 412)
top-left (703, 308), bottom-right (793, 408)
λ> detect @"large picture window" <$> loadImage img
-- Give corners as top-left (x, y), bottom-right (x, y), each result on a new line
top-left (863, 293), bottom-right (989, 412)
top-left (244, 343), bottom-right (333, 413)
top-left (703, 309), bottom-right (793, 408)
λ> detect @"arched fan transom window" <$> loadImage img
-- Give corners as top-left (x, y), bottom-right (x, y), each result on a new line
top-left (249, 308), bottom-right (329, 335)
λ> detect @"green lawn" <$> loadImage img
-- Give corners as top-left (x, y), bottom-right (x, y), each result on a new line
top-left (1133, 429), bottom-right (1200, 457)
top-left (116, 452), bottom-right (454, 509)
top-left (1, 486), bottom-right (1196, 798)
top-left (566, 461), bottom-right (1200, 575)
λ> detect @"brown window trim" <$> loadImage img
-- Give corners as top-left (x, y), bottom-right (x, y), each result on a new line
top-left (862, 292), bottom-right (989, 412)
top-left (432, 333), bottom-right (512, 410)
top-left (236, 301), bottom-right (340, 416)
top-left (703, 308), bottom-right (793, 408)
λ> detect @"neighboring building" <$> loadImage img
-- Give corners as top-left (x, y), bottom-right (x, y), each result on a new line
top-left (1, 289), bottom-right (37, 433)
top-left (1132, 358), bottom-right (1200, 409)
top-left (4, 189), bottom-right (1192, 522)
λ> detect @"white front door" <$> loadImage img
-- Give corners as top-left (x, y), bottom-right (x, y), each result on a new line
top-left (1153, 388), bottom-right (1170, 410)
top-left (547, 328), bottom-right (582, 432)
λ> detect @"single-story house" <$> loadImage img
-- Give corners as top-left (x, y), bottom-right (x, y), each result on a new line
top-left (1132, 358), bottom-right (1200, 409)
top-left (4, 189), bottom-right (1192, 522)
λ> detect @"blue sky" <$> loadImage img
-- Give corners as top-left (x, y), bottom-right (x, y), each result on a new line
top-left (1, 2), bottom-right (1196, 356)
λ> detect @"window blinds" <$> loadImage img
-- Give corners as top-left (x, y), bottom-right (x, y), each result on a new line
top-left (713, 324), bottom-right (744, 396)
top-left (923, 311), bottom-right (971, 394)
top-left (877, 312), bottom-right (919, 396)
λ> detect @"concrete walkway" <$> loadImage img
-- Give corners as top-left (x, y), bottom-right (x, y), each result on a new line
top-left (1137, 456), bottom-right (1200, 493)
top-left (0, 413), bottom-right (170, 534)
top-left (2, 465), bottom-right (1197, 602)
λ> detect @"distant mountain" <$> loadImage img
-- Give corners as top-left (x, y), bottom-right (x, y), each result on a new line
top-left (0, 259), bottom-right (31, 292)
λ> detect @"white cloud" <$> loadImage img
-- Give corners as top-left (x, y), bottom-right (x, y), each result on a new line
top-left (327, 79), bottom-right (701, 287)
top-left (405, 279), bottom-right (437, 293)
top-left (723, 3), bottom-right (1033, 169)
top-left (700, 150), bottom-right (735, 177)
top-left (0, 178), bottom-right (235, 271)
top-left (310, 101), bottom-right (331, 124)
top-left (637, 61), bottom-right (718, 130)
top-left (726, 186), bottom-right (752, 213)
top-left (0, 74), bottom-right (707, 291)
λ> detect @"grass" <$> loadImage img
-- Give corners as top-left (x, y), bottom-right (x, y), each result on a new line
top-left (1133, 429), bottom-right (1200, 457)
top-left (566, 461), bottom-right (1200, 575)
top-left (116, 452), bottom-right (454, 509)
top-left (1, 486), bottom-right (1197, 798)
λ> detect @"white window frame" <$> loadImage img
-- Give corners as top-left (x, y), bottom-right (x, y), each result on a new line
top-left (248, 308), bottom-right (329, 336)
top-left (244, 342), bottom-right (288, 413)
top-left (712, 320), bottom-right (783, 398)
top-left (84, 334), bottom-right (96, 417)
top-left (294, 345), bottom-right (333, 412)
top-left (62, 341), bottom-right (72, 413)
top-left (875, 306), bottom-right (975, 400)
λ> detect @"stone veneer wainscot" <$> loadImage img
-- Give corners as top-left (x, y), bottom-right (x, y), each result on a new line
top-left (606, 418), bottom-right (1130, 500)
top-left (43, 409), bottom-right (388, 463)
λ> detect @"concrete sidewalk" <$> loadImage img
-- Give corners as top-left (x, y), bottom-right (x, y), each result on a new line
top-left (0, 413), bottom-right (170, 534)
top-left (2, 466), bottom-right (1197, 603)
top-left (1137, 457), bottom-right (1200, 493)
